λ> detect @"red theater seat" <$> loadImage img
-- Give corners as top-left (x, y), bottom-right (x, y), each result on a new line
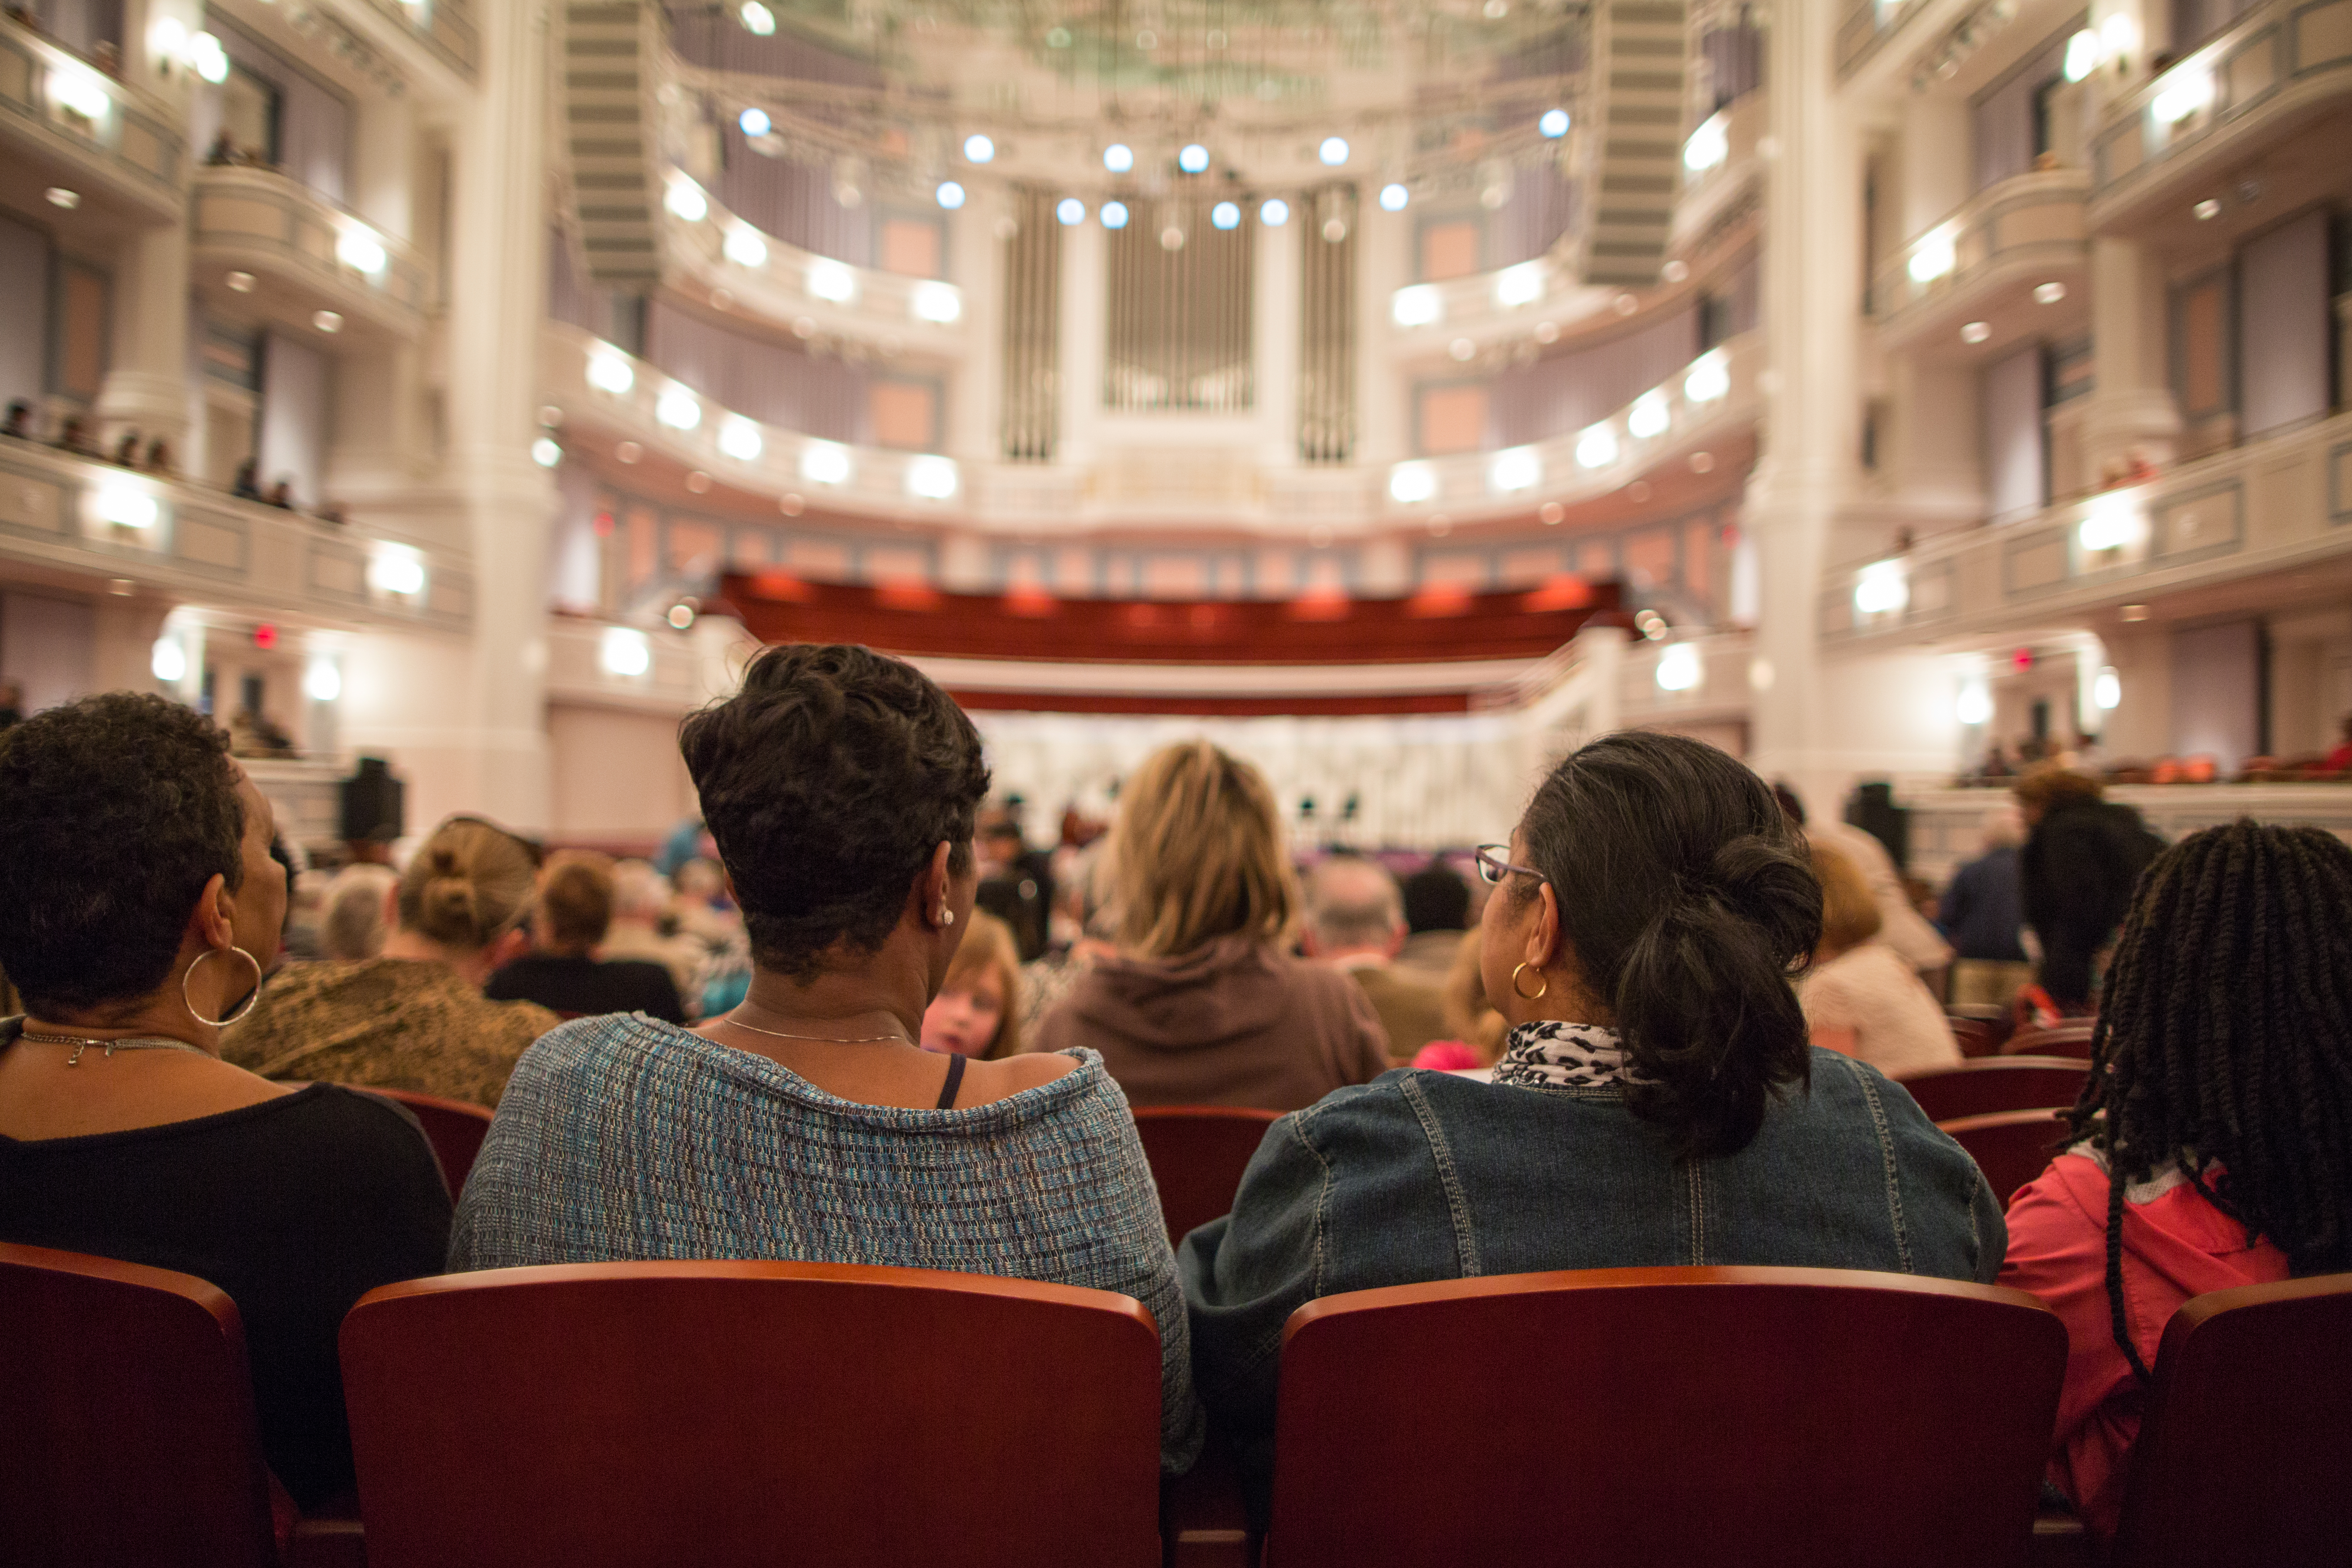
top-left (1894, 1057), bottom-right (2090, 1124)
top-left (354, 1085), bottom-right (495, 1194)
top-left (1133, 1106), bottom-right (1282, 1247)
top-left (2109, 1271), bottom-right (2352, 1568)
top-left (338, 1260), bottom-right (1166, 1568)
top-left (1264, 1266), bottom-right (2066, 1568)
top-left (2004, 1021), bottom-right (2098, 1058)
top-left (1938, 1109), bottom-right (2070, 1207)
top-left (0, 1241), bottom-right (280, 1567)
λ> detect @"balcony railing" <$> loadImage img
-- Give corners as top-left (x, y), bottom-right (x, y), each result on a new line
top-left (1870, 168), bottom-right (2091, 334)
top-left (2090, 0), bottom-right (2352, 212)
top-left (192, 167), bottom-right (434, 339)
top-left (1385, 331), bottom-right (1758, 521)
top-left (1837, 0), bottom-right (1930, 79)
top-left (0, 16), bottom-right (184, 220)
top-left (1820, 407), bottom-right (2352, 643)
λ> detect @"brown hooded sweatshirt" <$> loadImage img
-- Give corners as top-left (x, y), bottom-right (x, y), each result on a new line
top-left (1033, 934), bottom-right (1393, 1112)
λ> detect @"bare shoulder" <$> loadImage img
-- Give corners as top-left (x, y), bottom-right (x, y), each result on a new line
top-left (971, 1049), bottom-right (1084, 1098)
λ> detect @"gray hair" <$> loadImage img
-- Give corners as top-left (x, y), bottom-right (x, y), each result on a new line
top-left (321, 864), bottom-right (398, 960)
top-left (1304, 855), bottom-right (1404, 952)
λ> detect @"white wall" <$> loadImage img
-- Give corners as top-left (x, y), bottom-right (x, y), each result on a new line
top-left (258, 333), bottom-right (331, 507)
top-left (0, 590), bottom-right (96, 713)
top-left (334, 628), bottom-right (486, 841)
top-left (547, 702), bottom-right (698, 841)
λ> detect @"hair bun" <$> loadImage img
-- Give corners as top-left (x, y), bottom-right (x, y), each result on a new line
top-left (1706, 834), bottom-right (1823, 967)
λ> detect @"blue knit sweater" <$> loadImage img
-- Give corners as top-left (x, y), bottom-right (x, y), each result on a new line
top-left (451, 1016), bottom-right (1204, 1470)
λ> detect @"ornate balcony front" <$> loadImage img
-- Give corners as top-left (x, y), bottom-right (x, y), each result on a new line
top-left (0, 17), bottom-right (184, 229)
top-left (190, 167), bottom-right (434, 347)
top-left (1871, 168), bottom-right (2091, 359)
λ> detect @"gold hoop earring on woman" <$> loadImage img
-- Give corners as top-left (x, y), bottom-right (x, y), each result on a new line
top-left (183, 946), bottom-right (265, 1028)
top-left (1511, 961), bottom-right (1548, 1002)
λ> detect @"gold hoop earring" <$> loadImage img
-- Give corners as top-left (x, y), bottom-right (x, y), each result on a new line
top-left (183, 947), bottom-right (264, 1028)
top-left (1511, 961), bottom-right (1549, 1002)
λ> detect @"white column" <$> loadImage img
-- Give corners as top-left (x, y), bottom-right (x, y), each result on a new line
top-left (1355, 197), bottom-right (1407, 469)
top-left (1057, 214), bottom-right (1105, 464)
top-left (2081, 237), bottom-right (2180, 479)
top-left (95, 0), bottom-right (196, 452)
top-left (1254, 199), bottom-right (1300, 468)
top-left (352, 92), bottom-right (417, 241)
top-left (1897, 96), bottom-right (1973, 239)
top-left (443, 0), bottom-right (556, 829)
top-left (1746, 0), bottom-right (1864, 808)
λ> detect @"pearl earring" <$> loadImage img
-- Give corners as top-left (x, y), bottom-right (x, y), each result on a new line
top-left (940, 905), bottom-right (956, 925)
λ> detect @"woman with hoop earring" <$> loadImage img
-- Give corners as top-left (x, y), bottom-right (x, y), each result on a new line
top-left (1182, 732), bottom-right (2007, 1519)
top-left (0, 693), bottom-right (451, 1510)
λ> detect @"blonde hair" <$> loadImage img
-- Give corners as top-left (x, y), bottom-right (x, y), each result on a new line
top-left (942, 908), bottom-right (1025, 1059)
top-left (1112, 741), bottom-right (1297, 959)
top-left (321, 863), bottom-right (398, 960)
top-left (395, 817), bottom-right (539, 953)
top-left (1440, 928), bottom-right (1507, 1067)
top-left (538, 850), bottom-right (616, 951)
top-left (1811, 841), bottom-right (1883, 957)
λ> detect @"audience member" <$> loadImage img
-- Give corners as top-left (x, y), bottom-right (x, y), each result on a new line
top-left (223, 816), bottom-right (559, 1107)
top-left (1185, 733), bottom-right (2001, 1518)
top-left (2001, 821), bottom-right (2352, 1539)
top-left (1033, 741), bottom-right (1389, 1111)
top-left (143, 435), bottom-right (174, 474)
top-left (2324, 713), bottom-right (2352, 773)
top-left (599, 857), bottom-right (706, 1011)
top-left (1018, 845), bottom-right (1117, 1034)
top-left (2014, 768), bottom-right (2164, 1011)
top-left (1302, 855), bottom-right (1446, 1063)
top-left (484, 850), bottom-right (686, 1023)
top-left (233, 458), bottom-right (262, 500)
top-left (1938, 809), bottom-right (2033, 1010)
top-left (318, 862), bottom-right (399, 959)
top-left (2, 400), bottom-right (29, 439)
top-left (451, 644), bottom-right (1202, 1472)
top-left (0, 694), bottom-right (449, 1509)
top-left (0, 678), bottom-right (21, 731)
top-left (1395, 860), bottom-right (1472, 984)
top-left (1773, 783), bottom-right (1953, 974)
top-left (1409, 927), bottom-right (1508, 1074)
top-left (1799, 842), bottom-right (1960, 1077)
top-left (920, 908), bottom-right (1024, 1058)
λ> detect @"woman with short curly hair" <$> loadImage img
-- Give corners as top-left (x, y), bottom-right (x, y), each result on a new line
top-left (453, 643), bottom-right (1202, 1472)
top-left (0, 693), bottom-right (450, 1510)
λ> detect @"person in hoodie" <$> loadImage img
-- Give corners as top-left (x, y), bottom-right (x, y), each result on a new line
top-left (1033, 741), bottom-right (1390, 1111)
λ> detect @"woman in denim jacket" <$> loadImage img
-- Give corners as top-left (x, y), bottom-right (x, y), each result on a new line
top-left (1182, 732), bottom-right (2004, 1512)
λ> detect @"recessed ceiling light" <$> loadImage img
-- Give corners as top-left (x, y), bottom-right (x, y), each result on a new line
top-left (1662, 260), bottom-right (1689, 282)
top-left (2193, 198), bottom-right (2221, 220)
top-left (2033, 282), bottom-right (2066, 304)
top-left (1689, 451), bottom-right (1714, 473)
top-left (312, 309), bottom-right (343, 334)
top-left (45, 187), bottom-right (80, 209)
top-left (616, 441), bottom-right (643, 464)
top-left (685, 471), bottom-right (712, 493)
top-left (1449, 338), bottom-right (1476, 362)
top-left (226, 270), bottom-right (255, 293)
top-left (2120, 602), bottom-right (2151, 621)
top-left (780, 492), bottom-right (804, 515)
top-left (1539, 501), bottom-right (1564, 525)
top-left (1960, 320), bottom-right (1991, 344)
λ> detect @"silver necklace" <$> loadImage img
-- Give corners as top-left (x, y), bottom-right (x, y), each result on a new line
top-left (720, 1011), bottom-right (911, 1047)
top-left (18, 1029), bottom-right (214, 1067)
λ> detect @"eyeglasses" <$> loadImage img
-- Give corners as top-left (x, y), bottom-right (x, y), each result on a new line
top-left (1474, 844), bottom-right (1546, 886)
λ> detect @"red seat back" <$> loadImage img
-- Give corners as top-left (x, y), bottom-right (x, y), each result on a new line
top-left (1894, 1057), bottom-right (2089, 1123)
top-left (1266, 1266), bottom-right (2066, 1568)
top-left (338, 1260), bottom-right (1165, 1568)
top-left (353, 1085), bottom-right (495, 1194)
top-left (2003, 1020), bottom-right (2097, 1058)
top-left (1938, 1108), bottom-right (2070, 1207)
top-left (1947, 1016), bottom-right (2004, 1058)
top-left (0, 1242), bottom-right (277, 1568)
top-left (1133, 1106), bottom-right (1282, 1247)
top-left (2111, 1272), bottom-right (2352, 1568)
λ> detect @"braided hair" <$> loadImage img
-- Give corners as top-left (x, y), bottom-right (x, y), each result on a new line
top-left (2065, 819), bottom-right (2352, 1381)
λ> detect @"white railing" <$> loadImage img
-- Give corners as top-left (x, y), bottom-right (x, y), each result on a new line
top-left (0, 16), bottom-right (184, 213)
top-left (193, 167), bottom-right (434, 331)
top-left (1870, 168), bottom-right (2090, 328)
top-left (1385, 331), bottom-right (1758, 520)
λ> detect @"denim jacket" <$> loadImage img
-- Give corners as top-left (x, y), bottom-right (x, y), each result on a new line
top-left (1179, 1048), bottom-right (2005, 1514)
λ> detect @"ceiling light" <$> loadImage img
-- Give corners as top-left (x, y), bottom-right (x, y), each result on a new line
top-left (964, 133), bottom-right (995, 163)
top-left (2080, 495), bottom-right (2143, 552)
top-left (1178, 143), bottom-right (1210, 173)
top-left (655, 387), bottom-right (701, 429)
top-left (719, 415), bottom-right (763, 461)
top-left (531, 437), bottom-right (562, 467)
top-left (724, 224), bottom-right (768, 267)
top-left (188, 31), bottom-right (228, 82)
top-left (1319, 136), bottom-right (1350, 166)
top-left (739, 107), bottom-right (771, 137)
top-left (911, 280), bottom-right (961, 322)
top-left (668, 602), bottom-right (698, 630)
top-left (150, 638), bottom-right (186, 683)
top-left (1489, 447), bottom-right (1540, 492)
top-left (1682, 113), bottom-right (1727, 172)
top-left (1662, 259), bottom-right (1689, 282)
top-left (906, 454), bottom-right (958, 498)
top-left (739, 1), bottom-right (775, 33)
top-left (97, 484), bottom-right (159, 528)
top-left (600, 627), bottom-right (651, 677)
top-left (587, 348), bottom-right (634, 394)
top-left (1100, 200), bottom-right (1129, 228)
top-left (2193, 198), bottom-right (2221, 220)
top-left (1056, 197), bottom-right (1085, 225)
top-left (1102, 143), bottom-right (1133, 173)
top-left (312, 310), bottom-right (343, 333)
top-left (1539, 501), bottom-right (1564, 525)
top-left (1655, 643), bottom-right (1702, 692)
top-left (1576, 425), bottom-right (1619, 469)
top-left (2063, 29), bottom-right (2099, 81)
top-left (44, 186), bottom-right (80, 209)
top-left (2121, 603), bottom-right (2151, 621)
top-left (1689, 451), bottom-right (1714, 473)
top-left (1960, 320), bottom-right (1991, 344)
top-left (684, 471), bottom-right (711, 493)
top-left (936, 180), bottom-right (965, 210)
top-left (1628, 390), bottom-right (1670, 439)
top-left (1449, 338), bottom-right (1476, 362)
top-left (337, 226), bottom-right (388, 275)
top-left (806, 258), bottom-right (856, 302)
top-left (47, 65), bottom-right (110, 120)
top-left (149, 15), bottom-right (186, 59)
top-left (1379, 183), bottom-right (1409, 212)
top-left (1538, 108), bottom-right (1570, 138)
top-left (2099, 12), bottom-right (2139, 59)
top-left (1260, 198), bottom-right (1290, 227)
top-left (1956, 681), bottom-right (1992, 726)
top-left (800, 439), bottom-right (851, 485)
top-left (226, 270), bottom-right (255, 293)
top-left (1389, 463), bottom-right (1437, 504)
top-left (1495, 261), bottom-right (1545, 308)
top-left (1392, 284), bottom-right (1442, 328)
top-left (665, 179), bottom-right (709, 221)
top-left (2034, 281), bottom-right (2066, 304)
top-left (2151, 65), bottom-right (2212, 124)
top-left (1211, 201), bottom-right (1240, 230)
top-left (615, 441), bottom-right (643, 464)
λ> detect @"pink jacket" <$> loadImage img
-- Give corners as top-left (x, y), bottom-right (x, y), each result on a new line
top-left (1998, 1152), bottom-right (2289, 1539)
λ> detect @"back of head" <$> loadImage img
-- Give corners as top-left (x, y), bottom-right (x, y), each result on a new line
top-left (1810, 842), bottom-right (1883, 956)
top-left (2073, 820), bottom-right (2352, 1288)
top-left (1304, 855), bottom-right (1404, 954)
top-left (2013, 765), bottom-right (2104, 814)
top-left (395, 817), bottom-right (539, 954)
top-left (678, 643), bottom-right (990, 981)
top-left (1111, 740), bottom-right (1295, 959)
top-left (1401, 861), bottom-right (1471, 934)
top-left (609, 859), bottom-right (670, 923)
top-left (1516, 731), bottom-right (1822, 1159)
top-left (321, 863), bottom-right (399, 960)
top-left (537, 851), bottom-right (617, 952)
top-left (0, 693), bottom-right (246, 1013)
